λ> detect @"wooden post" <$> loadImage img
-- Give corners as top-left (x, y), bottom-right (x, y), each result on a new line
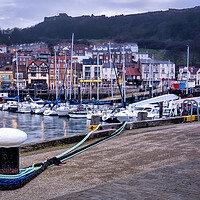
top-left (159, 102), bottom-right (163, 118)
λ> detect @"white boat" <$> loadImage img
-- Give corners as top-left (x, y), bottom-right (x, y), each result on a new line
top-left (57, 106), bottom-right (69, 117)
top-left (17, 102), bottom-right (32, 113)
top-left (69, 111), bottom-right (87, 118)
top-left (68, 105), bottom-right (88, 118)
top-left (34, 104), bottom-right (49, 114)
top-left (3, 100), bottom-right (18, 112)
top-left (43, 107), bottom-right (58, 116)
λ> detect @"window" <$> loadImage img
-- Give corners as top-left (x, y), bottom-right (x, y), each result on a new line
top-left (41, 72), bottom-right (46, 77)
top-left (31, 66), bottom-right (36, 71)
top-left (85, 72), bottom-right (91, 77)
top-left (128, 75), bottom-right (132, 80)
top-left (15, 73), bottom-right (23, 78)
top-left (31, 73), bottom-right (36, 77)
top-left (85, 66), bottom-right (90, 71)
top-left (50, 75), bottom-right (54, 79)
top-left (51, 70), bottom-right (54, 74)
top-left (50, 64), bottom-right (54, 68)
top-left (94, 72), bottom-right (100, 77)
top-left (41, 67), bottom-right (46, 71)
top-left (94, 66), bottom-right (100, 72)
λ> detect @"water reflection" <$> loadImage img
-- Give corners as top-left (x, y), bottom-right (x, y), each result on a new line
top-left (0, 111), bottom-right (89, 144)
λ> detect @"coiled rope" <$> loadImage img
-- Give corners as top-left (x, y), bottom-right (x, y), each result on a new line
top-left (0, 122), bottom-right (127, 190)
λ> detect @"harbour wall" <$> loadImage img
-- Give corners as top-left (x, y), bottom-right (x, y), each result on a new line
top-left (20, 116), bottom-right (185, 152)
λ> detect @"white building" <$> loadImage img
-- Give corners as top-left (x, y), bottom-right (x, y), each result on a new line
top-left (140, 59), bottom-right (175, 86)
top-left (102, 63), bottom-right (117, 81)
top-left (133, 52), bottom-right (150, 62)
top-left (0, 45), bottom-right (7, 53)
top-left (82, 58), bottom-right (103, 80)
top-left (178, 66), bottom-right (200, 85)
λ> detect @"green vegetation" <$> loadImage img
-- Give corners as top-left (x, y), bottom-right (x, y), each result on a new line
top-left (1, 7), bottom-right (200, 65)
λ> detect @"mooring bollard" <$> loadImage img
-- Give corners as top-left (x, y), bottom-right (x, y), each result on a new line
top-left (0, 128), bottom-right (27, 175)
top-left (137, 112), bottom-right (147, 121)
top-left (88, 115), bottom-right (100, 132)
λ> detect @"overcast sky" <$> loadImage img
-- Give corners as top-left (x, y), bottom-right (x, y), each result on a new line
top-left (0, 0), bottom-right (199, 29)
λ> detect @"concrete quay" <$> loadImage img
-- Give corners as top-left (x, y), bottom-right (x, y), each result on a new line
top-left (1, 120), bottom-right (200, 200)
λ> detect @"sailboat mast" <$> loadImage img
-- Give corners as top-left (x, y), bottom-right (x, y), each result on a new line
top-left (109, 42), bottom-right (113, 101)
top-left (122, 46), bottom-right (126, 104)
top-left (55, 51), bottom-right (58, 100)
top-left (97, 52), bottom-right (99, 101)
top-left (186, 45), bottom-right (189, 95)
top-left (70, 33), bottom-right (74, 99)
top-left (64, 50), bottom-right (67, 100)
top-left (15, 50), bottom-right (19, 102)
top-left (74, 61), bottom-right (76, 99)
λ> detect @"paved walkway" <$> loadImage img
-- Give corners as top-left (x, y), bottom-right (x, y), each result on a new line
top-left (1, 122), bottom-right (200, 200)
top-left (54, 158), bottom-right (200, 200)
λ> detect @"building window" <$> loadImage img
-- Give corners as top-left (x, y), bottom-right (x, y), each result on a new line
top-left (94, 72), bottom-right (100, 77)
top-left (41, 72), bottom-right (46, 77)
top-left (31, 66), bottom-right (36, 71)
top-left (15, 73), bottom-right (23, 78)
top-left (31, 73), bottom-right (36, 77)
top-left (41, 67), bottom-right (46, 71)
top-left (85, 72), bottom-right (91, 77)
top-left (51, 70), bottom-right (54, 74)
top-left (50, 64), bottom-right (54, 68)
top-left (94, 66), bottom-right (100, 72)
top-left (85, 66), bottom-right (90, 71)
top-left (50, 75), bottom-right (54, 79)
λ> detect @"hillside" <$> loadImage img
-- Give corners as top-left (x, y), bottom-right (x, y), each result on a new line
top-left (1, 6), bottom-right (200, 64)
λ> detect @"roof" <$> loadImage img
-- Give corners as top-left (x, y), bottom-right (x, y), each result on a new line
top-left (140, 59), bottom-right (174, 65)
top-left (102, 63), bottom-right (115, 68)
top-left (27, 60), bottom-right (48, 66)
top-left (179, 66), bottom-right (199, 74)
top-left (0, 44), bottom-right (8, 47)
top-left (125, 67), bottom-right (141, 76)
top-left (33, 48), bottom-right (50, 53)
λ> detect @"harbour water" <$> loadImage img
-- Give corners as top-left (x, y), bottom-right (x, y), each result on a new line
top-left (0, 111), bottom-right (90, 144)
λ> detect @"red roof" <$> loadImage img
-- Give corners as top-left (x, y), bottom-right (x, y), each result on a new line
top-left (27, 60), bottom-right (48, 66)
top-left (125, 67), bottom-right (141, 76)
top-left (0, 44), bottom-right (8, 47)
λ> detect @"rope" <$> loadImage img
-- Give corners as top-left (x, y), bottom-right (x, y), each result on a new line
top-left (0, 122), bottom-right (127, 190)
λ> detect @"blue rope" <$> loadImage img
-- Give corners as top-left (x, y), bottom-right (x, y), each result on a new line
top-left (0, 122), bottom-right (126, 188)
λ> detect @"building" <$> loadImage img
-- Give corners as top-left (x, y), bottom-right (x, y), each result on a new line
top-left (178, 66), bottom-right (200, 85)
top-left (47, 56), bottom-right (78, 90)
top-left (27, 60), bottom-right (49, 89)
top-left (9, 42), bottom-right (48, 53)
top-left (133, 52), bottom-right (149, 62)
top-left (32, 48), bottom-right (51, 60)
top-left (0, 53), bottom-right (13, 67)
top-left (139, 59), bottom-right (175, 87)
top-left (85, 48), bottom-right (133, 65)
top-left (102, 63), bottom-right (117, 84)
top-left (0, 45), bottom-right (8, 53)
top-left (82, 58), bottom-right (103, 86)
top-left (0, 71), bottom-right (13, 89)
top-left (119, 67), bottom-right (142, 86)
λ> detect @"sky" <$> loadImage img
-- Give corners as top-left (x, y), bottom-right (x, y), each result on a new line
top-left (0, 0), bottom-right (199, 29)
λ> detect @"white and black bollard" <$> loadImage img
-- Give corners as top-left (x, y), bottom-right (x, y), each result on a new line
top-left (0, 128), bottom-right (27, 175)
